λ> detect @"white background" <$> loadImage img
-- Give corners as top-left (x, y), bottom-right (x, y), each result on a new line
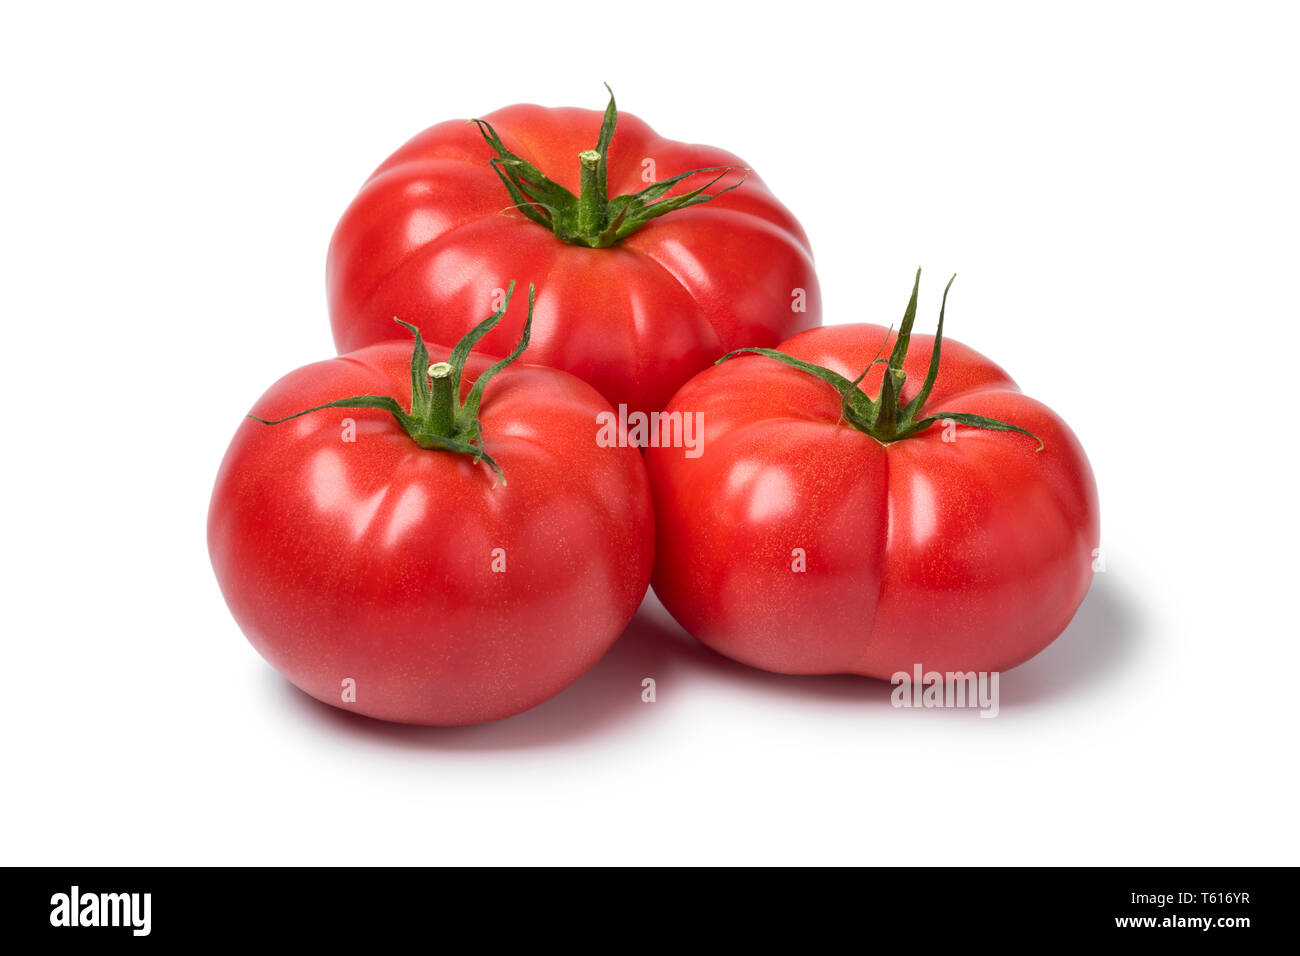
top-left (2, 1), bottom-right (1296, 865)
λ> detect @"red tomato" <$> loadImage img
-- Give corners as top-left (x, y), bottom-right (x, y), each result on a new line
top-left (646, 273), bottom-right (1099, 677)
top-left (326, 89), bottom-right (820, 416)
top-left (208, 287), bottom-right (653, 725)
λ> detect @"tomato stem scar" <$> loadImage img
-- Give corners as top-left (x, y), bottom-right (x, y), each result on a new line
top-left (716, 271), bottom-right (1044, 450)
top-left (248, 283), bottom-right (537, 484)
top-left (470, 84), bottom-right (748, 248)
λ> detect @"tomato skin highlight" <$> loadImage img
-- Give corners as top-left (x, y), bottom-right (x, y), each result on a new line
top-left (326, 103), bottom-right (821, 416)
top-left (646, 323), bottom-right (1100, 677)
top-left (208, 343), bottom-right (654, 725)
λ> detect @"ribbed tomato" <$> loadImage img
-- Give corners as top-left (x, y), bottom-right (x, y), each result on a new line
top-left (647, 273), bottom-right (1099, 677)
top-left (326, 89), bottom-right (820, 416)
top-left (209, 286), bottom-right (653, 724)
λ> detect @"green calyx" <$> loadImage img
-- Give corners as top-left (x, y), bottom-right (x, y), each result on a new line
top-left (250, 281), bottom-right (535, 484)
top-left (471, 84), bottom-right (747, 248)
top-left (717, 270), bottom-right (1044, 450)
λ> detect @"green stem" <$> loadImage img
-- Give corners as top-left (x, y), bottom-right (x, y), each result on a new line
top-left (250, 282), bottom-right (535, 484)
top-left (425, 362), bottom-right (456, 437)
top-left (873, 367), bottom-right (906, 436)
top-left (577, 150), bottom-right (605, 238)
top-left (717, 270), bottom-right (1044, 451)
top-left (472, 85), bottom-right (746, 248)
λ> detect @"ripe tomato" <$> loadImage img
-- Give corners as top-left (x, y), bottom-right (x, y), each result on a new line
top-left (646, 273), bottom-right (1099, 677)
top-left (326, 88), bottom-right (820, 416)
top-left (208, 285), bottom-right (653, 725)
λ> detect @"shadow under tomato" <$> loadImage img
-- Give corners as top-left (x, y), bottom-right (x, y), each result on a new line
top-left (626, 582), bottom-right (1143, 713)
top-left (276, 574), bottom-right (1142, 745)
top-left (636, 596), bottom-right (899, 708)
top-left (998, 574), bottom-right (1143, 708)
top-left (274, 595), bottom-right (706, 751)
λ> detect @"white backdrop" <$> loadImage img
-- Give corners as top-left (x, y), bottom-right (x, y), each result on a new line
top-left (2, 1), bottom-right (1296, 865)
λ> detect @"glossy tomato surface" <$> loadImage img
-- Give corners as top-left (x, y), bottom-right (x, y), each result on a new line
top-left (647, 324), bottom-right (1099, 677)
top-left (209, 344), bottom-right (653, 725)
top-left (326, 104), bottom-right (820, 415)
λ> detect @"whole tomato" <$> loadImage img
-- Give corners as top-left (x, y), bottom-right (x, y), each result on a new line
top-left (646, 272), bottom-right (1099, 677)
top-left (326, 87), bottom-right (820, 416)
top-left (208, 284), bottom-right (654, 725)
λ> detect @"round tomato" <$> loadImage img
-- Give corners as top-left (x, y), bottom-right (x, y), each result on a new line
top-left (208, 285), bottom-right (653, 725)
top-left (326, 88), bottom-right (820, 417)
top-left (646, 272), bottom-right (1099, 677)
